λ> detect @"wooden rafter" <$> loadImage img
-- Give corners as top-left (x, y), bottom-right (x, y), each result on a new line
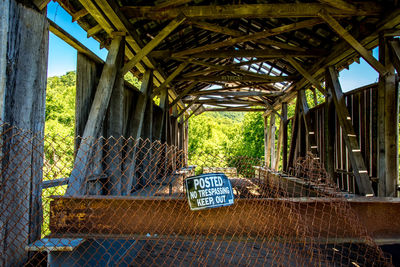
top-left (87, 0), bottom-right (185, 108)
top-left (264, 9), bottom-right (400, 116)
top-left (71, 9), bottom-right (89, 22)
top-left (169, 83), bottom-right (197, 108)
top-left (177, 75), bottom-right (297, 83)
top-left (179, 59), bottom-right (292, 80)
top-left (121, 3), bottom-right (381, 20)
top-left (156, 0), bottom-right (193, 9)
top-left (190, 20), bottom-right (307, 51)
top-left (185, 99), bottom-right (264, 105)
top-left (286, 57), bottom-right (326, 95)
top-left (318, 9), bottom-right (389, 76)
top-left (318, 0), bottom-right (357, 11)
top-left (172, 19), bottom-right (324, 57)
top-left (177, 96), bottom-right (200, 118)
top-left (33, 0), bottom-right (50, 10)
top-left (205, 107), bottom-right (266, 112)
top-left (175, 49), bottom-right (321, 59)
top-left (152, 61), bottom-right (189, 96)
top-left (122, 14), bottom-right (186, 74)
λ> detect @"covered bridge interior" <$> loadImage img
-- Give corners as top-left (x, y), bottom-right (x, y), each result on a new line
top-left (1, 0), bottom-right (400, 266)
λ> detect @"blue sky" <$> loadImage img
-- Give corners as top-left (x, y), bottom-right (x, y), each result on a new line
top-left (47, 2), bottom-right (379, 92)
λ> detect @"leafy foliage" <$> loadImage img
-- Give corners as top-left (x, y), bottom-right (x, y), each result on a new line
top-left (188, 111), bottom-right (265, 168)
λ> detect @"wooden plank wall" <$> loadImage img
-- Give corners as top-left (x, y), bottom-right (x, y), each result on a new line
top-left (289, 84), bottom-right (379, 194)
top-left (0, 0), bottom-right (48, 265)
top-left (75, 52), bottom-right (185, 196)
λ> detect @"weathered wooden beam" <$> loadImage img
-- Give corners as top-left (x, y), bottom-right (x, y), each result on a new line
top-left (378, 36), bottom-right (398, 197)
top-left (265, 9), bottom-right (400, 116)
top-left (0, 2), bottom-right (48, 264)
top-left (91, 0), bottom-right (185, 108)
top-left (205, 107), bottom-right (266, 112)
top-left (33, 0), bottom-right (50, 10)
top-left (317, 0), bottom-right (357, 11)
top-left (176, 49), bottom-right (322, 59)
top-left (87, 24), bottom-right (102, 38)
top-left (274, 115), bottom-right (283, 171)
top-left (71, 9), bottom-right (89, 22)
top-left (260, 97), bottom-right (283, 120)
top-left (169, 82), bottom-right (197, 108)
top-left (172, 19), bottom-right (323, 57)
top-left (265, 114), bottom-right (275, 168)
top-left (125, 70), bottom-right (154, 195)
top-left (122, 14), bottom-right (186, 74)
top-left (323, 90), bottom-right (335, 182)
top-left (177, 96), bottom-right (200, 118)
top-left (122, 3), bottom-right (381, 20)
top-left (177, 74), bottom-right (296, 83)
top-left (152, 49), bottom-right (320, 59)
top-left (77, 0), bottom-right (115, 34)
top-left (299, 90), bottom-right (318, 156)
top-left (156, 0), bottom-right (193, 9)
top-left (318, 9), bottom-right (389, 76)
top-left (66, 36), bottom-right (125, 196)
top-left (389, 39), bottom-right (400, 73)
top-left (105, 47), bottom-right (125, 195)
top-left (48, 19), bottom-right (103, 64)
top-left (152, 61), bottom-right (189, 96)
top-left (286, 57), bottom-right (326, 95)
top-left (195, 91), bottom-right (278, 97)
top-left (189, 20), bottom-right (308, 52)
top-left (281, 103), bottom-right (288, 172)
top-left (287, 98), bottom-right (300, 171)
top-left (269, 114), bottom-right (277, 169)
top-left (191, 84), bottom-right (273, 94)
top-left (180, 58), bottom-right (299, 81)
top-left (183, 104), bottom-right (203, 123)
top-left (185, 99), bottom-right (264, 105)
top-left (325, 66), bottom-right (374, 196)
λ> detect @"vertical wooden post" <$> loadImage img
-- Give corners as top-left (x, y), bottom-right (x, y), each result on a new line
top-left (269, 114), bottom-right (276, 169)
top-left (377, 34), bottom-right (398, 196)
top-left (184, 119), bottom-right (189, 165)
top-left (287, 99), bottom-right (300, 171)
top-left (104, 39), bottom-right (125, 195)
top-left (0, 1), bottom-right (48, 265)
top-left (67, 36), bottom-right (125, 196)
top-left (282, 102), bottom-right (288, 172)
top-left (124, 70), bottom-right (154, 194)
top-left (323, 78), bottom-right (335, 182)
top-left (264, 115), bottom-right (269, 166)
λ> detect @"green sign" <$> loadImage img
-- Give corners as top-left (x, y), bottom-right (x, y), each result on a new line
top-left (185, 173), bottom-right (234, 211)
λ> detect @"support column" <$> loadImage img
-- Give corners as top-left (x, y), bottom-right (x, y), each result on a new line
top-left (378, 34), bottom-right (398, 197)
top-left (264, 115), bottom-right (269, 166)
top-left (323, 83), bottom-right (335, 182)
top-left (124, 70), bottom-right (154, 194)
top-left (0, 1), bottom-right (48, 265)
top-left (282, 102), bottom-right (288, 172)
top-left (269, 114), bottom-right (276, 169)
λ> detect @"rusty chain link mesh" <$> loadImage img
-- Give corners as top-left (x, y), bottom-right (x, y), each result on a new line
top-left (0, 121), bottom-right (393, 266)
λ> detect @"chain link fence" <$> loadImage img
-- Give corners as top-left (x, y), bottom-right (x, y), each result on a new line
top-left (0, 121), bottom-right (393, 266)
